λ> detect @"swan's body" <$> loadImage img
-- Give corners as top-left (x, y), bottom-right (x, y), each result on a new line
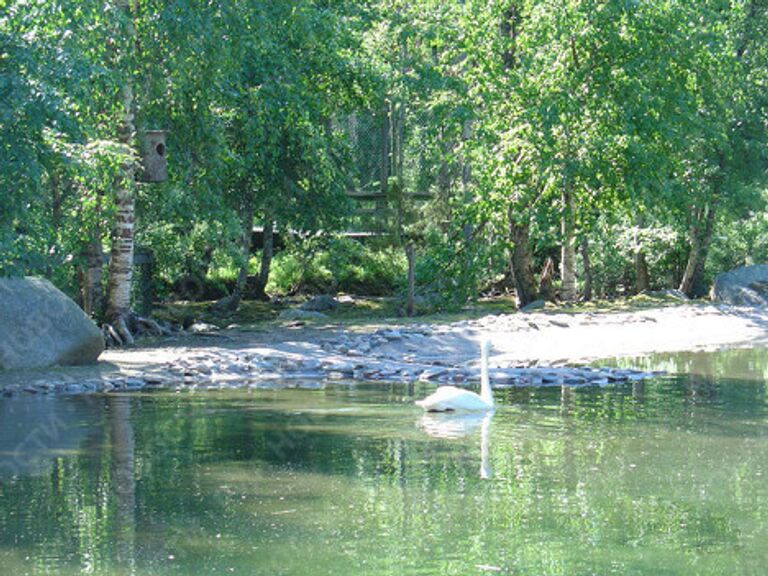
top-left (415, 386), bottom-right (492, 412)
top-left (416, 340), bottom-right (494, 412)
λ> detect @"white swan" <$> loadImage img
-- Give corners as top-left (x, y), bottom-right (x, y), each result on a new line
top-left (415, 340), bottom-right (494, 412)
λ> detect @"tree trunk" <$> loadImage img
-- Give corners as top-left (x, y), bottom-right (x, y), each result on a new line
top-left (379, 101), bottom-right (390, 196)
top-left (501, 4), bottom-right (532, 309)
top-left (679, 204), bottom-right (716, 298)
top-left (229, 197), bottom-right (255, 311)
top-left (636, 251), bottom-right (650, 294)
top-left (250, 213), bottom-right (273, 301)
top-left (500, 4), bottom-right (521, 69)
top-left (437, 127), bottom-right (452, 212)
top-left (82, 238), bottom-right (104, 318)
top-left (460, 120), bottom-right (474, 241)
top-left (106, 77), bottom-right (136, 344)
top-left (80, 182), bottom-right (105, 317)
top-left (538, 257), bottom-right (555, 301)
top-left (405, 242), bottom-right (416, 317)
top-left (679, 210), bottom-right (702, 297)
top-left (393, 102), bottom-right (406, 185)
top-left (461, 119), bottom-right (472, 192)
top-left (560, 184), bottom-right (577, 302)
top-left (634, 215), bottom-right (650, 293)
top-left (509, 215), bottom-right (537, 307)
top-left (580, 235), bottom-right (592, 301)
top-left (46, 171), bottom-right (64, 279)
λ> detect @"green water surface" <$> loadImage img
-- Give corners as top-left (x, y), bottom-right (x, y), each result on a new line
top-left (2, 348), bottom-right (768, 575)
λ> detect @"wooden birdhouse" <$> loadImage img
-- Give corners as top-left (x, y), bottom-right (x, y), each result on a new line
top-left (138, 130), bottom-right (167, 182)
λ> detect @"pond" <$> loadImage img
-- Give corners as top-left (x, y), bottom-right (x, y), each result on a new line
top-left (2, 348), bottom-right (768, 575)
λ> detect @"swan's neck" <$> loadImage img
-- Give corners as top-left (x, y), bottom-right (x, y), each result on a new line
top-left (480, 341), bottom-right (493, 406)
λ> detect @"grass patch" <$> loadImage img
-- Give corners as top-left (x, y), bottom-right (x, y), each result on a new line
top-left (151, 291), bottom-right (694, 332)
top-left (549, 292), bottom-right (691, 315)
top-left (153, 300), bottom-right (282, 329)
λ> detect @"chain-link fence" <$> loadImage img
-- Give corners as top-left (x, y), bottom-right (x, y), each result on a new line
top-left (339, 102), bottom-right (470, 235)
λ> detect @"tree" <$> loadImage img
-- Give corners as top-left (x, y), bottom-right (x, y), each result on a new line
top-left (206, 0), bottom-right (369, 309)
top-left (102, 0), bottom-right (140, 343)
top-left (674, 0), bottom-right (768, 296)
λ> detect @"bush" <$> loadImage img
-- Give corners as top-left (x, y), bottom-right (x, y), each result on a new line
top-left (707, 209), bottom-right (768, 278)
top-left (267, 236), bottom-right (407, 296)
top-left (585, 216), bottom-right (682, 297)
top-left (415, 227), bottom-right (508, 311)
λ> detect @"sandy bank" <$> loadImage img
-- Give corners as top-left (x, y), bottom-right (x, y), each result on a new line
top-left (2, 303), bottom-right (768, 393)
top-left (104, 302), bottom-right (768, 369)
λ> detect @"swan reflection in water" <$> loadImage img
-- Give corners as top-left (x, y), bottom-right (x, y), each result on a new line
top-left (417, 412), bottom-right (493, 479)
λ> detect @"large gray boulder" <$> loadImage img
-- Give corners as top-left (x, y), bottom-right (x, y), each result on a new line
top-left (0, 277), bottom-right (104, 370)
top-left (711, 265), bottom-right (768, 306)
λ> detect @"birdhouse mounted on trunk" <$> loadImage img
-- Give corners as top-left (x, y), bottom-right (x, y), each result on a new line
top-left (138, 130), bottom-right (167, 182)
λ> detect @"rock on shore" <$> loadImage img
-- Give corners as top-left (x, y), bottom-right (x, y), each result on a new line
top-left (0, 323), bottom-right (660, 397)
top-left (711, 265), bottom-right (768, 306)
top-left (4, 301), bottom-right (767, 397)
top-left (0, 277), bottom-right (104, 370)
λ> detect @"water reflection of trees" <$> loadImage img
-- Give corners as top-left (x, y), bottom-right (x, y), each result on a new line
top-left (0, 396), bottom-right (135, 574)
top-left (1, 377), bottom-right (768, 574)
top-left (624, 347), bottom-right (768, 383)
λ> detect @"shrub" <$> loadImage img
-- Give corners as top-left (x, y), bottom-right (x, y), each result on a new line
top-left (267, 236), bottom-right (407, 296)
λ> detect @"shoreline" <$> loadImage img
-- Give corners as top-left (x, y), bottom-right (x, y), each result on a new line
top-left (2, 303), bottom-right (768, 395)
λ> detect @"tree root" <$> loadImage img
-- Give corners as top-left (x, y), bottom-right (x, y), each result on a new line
top-left (102, 314), bottom-right (172, 348)
top-left (114, 315), bottom-right (135, 346)
top-left (136, 316), bottom-right (172, 337)
top-left (103, 323), bottom-right (124, 347)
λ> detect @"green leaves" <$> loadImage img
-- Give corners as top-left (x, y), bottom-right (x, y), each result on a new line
top-left (2, 0), bottom-right (768, 299)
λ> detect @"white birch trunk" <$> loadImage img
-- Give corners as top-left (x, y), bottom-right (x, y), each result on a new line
top-left (106, 1), bottom-right (137, 343)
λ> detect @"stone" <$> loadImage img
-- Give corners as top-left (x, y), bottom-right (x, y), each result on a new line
top-left (380, 329), bottom-right (403, 341)
top-left (299, 358), bottom-right (323, 371)
top-left (0, 277), bottom-right (104, 370)
top-left (300, 295), bottom-right (339, 312)
top-left (419, 368), bottom-right (448, 382)
top-left (357, 341), bottom-right (372, 353)
top-left (711, 265), bottom-right (768, 306)
top-left (125, 378), bottom-right (146, 389)
top-left (189, 322), bottom-right (219, 333)
top-left (649, 289), bottom-right (689, 301)
top-left (521, 299), bottom-right (547, 312)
